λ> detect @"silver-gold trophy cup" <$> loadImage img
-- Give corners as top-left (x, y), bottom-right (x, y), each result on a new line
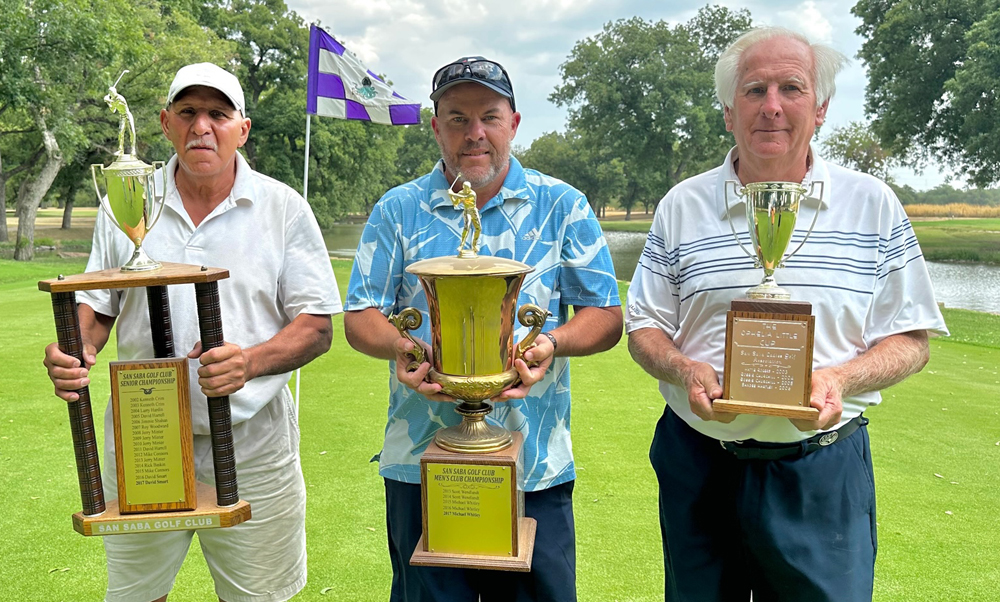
top-left (392, 178), bottom-right (547, 571)
top-left (91, 70), bottom-right (165, 271)
top-left (715, 180), bottom-right (824, 420)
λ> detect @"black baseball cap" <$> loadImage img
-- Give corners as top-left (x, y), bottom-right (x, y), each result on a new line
top-left (430, 56), bottom-right (516, 111)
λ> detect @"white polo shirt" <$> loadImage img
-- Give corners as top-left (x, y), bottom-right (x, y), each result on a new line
top-left (80, 152), bottom-right (342, 435)
top-left (626, 147), bottom-right (948, 443)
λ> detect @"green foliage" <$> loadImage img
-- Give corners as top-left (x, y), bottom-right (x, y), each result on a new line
top-left (853, 0), bottom-right (1000, 186)
top-left (394, 108), bottom-right (439, 186)
top-left (515, 130), bottom-right (625, 215)
top-left (550, 6), bottom-right (751, 214)
top-left (910, 219), bottom-right (1000, 265)
top-left (821, 121), bottom-right (898, 180)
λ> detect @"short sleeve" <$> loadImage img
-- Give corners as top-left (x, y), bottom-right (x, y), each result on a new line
top-left (76, 208), bottom-right (122, 318)
top-left (346, 196), bottom-right (405, 315)
top-left (557, 193), bottom-right (620, 308)
top-left (864, 190), bottom-right (948, 344)
top-left (278, 200), bottom-right (342, 319)
top-left (625, 195), bottom-right (680, 337)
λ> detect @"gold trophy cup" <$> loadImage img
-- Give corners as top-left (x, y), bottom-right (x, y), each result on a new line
top-left (391, 179), bottom-right (547, 570)
top-left (91, 70), bottom-right (165, 272)
top-left (715, 180), bottom-right (823, 419)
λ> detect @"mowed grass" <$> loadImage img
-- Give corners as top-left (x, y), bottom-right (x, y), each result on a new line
top-left (0, 258), bottom-right (997, 601)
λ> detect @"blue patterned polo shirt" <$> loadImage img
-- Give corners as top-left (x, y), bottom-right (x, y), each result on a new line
top-left (347, 157), bottom-right (620, 491)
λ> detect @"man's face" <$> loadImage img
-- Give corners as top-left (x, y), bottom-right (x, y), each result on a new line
top-left (160, 86), bottom-right (250, 179)
top-left (431, 83), bottom-right (520, 190)
top-left (724, 36), bottom-right (828, 167)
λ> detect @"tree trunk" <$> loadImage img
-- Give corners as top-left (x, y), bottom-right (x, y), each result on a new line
top-left (0, 148), bottom-right (7, 243)
top-left (61, 184), bottom-right (76, 229)
top-left (14, 120), bottom-right (63, 261)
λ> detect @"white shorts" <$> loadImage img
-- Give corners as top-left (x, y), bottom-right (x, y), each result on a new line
top-left (101, 387), bottom-right (306, 602)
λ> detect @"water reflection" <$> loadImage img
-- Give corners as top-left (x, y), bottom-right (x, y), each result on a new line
top-left (324, 226), bottom-right (1000, 314)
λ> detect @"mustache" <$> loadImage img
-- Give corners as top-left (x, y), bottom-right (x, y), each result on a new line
top-left (185, 139), bottom-right (218, 151)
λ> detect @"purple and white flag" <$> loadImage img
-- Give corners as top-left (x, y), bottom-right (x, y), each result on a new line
top-left (307, 25), bottom-right (421, 126)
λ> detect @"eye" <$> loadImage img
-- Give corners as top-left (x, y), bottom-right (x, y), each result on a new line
top-left (210, 110), bottom-right (228, 119)
top-left (178, 107), bottom-right (195, 115)
top-left (747, 87), bottom-right (765, 95)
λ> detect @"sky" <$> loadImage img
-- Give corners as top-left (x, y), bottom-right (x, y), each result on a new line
top-left (288, 0), bottom-right (950, 190)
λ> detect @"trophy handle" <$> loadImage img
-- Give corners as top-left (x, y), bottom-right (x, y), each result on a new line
top-left (91, 164), bottom-right (120, 228)
top-left (388, 308), bottom-right (426, 371)
top-left (783, 180), bottom-right (824, 262)
top-left (514, 304), bottom-right (550, 367)
top-left (144, 160), bottom-right (166, 233)
top-left (723, 180), bottom-right (758, 263)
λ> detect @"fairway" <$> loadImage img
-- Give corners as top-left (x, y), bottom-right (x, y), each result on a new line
top-left (0, 258), bottom-right (997, 601)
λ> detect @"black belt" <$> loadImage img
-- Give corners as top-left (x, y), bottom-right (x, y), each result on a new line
top-left (719, 415), bottom-right (868, 461)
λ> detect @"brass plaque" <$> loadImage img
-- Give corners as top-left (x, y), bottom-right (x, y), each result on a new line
top-left (111, 358), bottom-right (196, 512)
top-left (426, 463), bottom-right (514, 556)
top-left (727, 317), bottom-right (810, 406)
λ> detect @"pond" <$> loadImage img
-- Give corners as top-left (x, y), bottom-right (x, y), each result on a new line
top-left (324, 226), bottom-right (1000, 314)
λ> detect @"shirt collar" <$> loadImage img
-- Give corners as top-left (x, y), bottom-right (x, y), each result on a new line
top-left (716, 145), bottom-right (831, 220)
top-left (428, 155), bottom-right (530, 212)
top-left (160, 151), bottom-right (255, 226)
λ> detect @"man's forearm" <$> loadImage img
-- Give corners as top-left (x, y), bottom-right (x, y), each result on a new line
top-left (831, 330), bottom-right (930, 398)
top-left (243, 313), bottom-right (333, 380)
top-left (344, 308), bottom-right (403, 361)
top-left (78, 304), bottom-right (115, 355)
top-left (550, 305), bottom-right (623, 357)
top-left (627, 327), bottom-right (695, 388)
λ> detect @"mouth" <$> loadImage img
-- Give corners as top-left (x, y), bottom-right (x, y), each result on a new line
top-left (185, 140), bottom-right (218, 152)
top-left (461, 148), bottom-right (490, 159)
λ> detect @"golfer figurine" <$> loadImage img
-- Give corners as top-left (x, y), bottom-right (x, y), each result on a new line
top-left (104, 70), bottom-right (136, 157)
top-left (450, 180), bottom-right (480, 257)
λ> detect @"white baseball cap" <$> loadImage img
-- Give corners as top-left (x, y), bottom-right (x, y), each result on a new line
top-left (166, 63), bottom-right (246, 116)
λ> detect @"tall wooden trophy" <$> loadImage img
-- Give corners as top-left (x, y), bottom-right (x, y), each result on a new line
top-left (38, 72), bottom-right (249, 536)
top-left (714, 181), bottom-right (823, 420)
top-left (390, 180), bottom-right (548, 572)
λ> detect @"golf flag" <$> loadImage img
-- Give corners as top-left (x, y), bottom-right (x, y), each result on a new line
top-left (307, 25), bottom-right (421, 125)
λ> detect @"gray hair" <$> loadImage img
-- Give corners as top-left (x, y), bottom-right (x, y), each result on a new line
top-left (714, 27), bottom-right (849, 109)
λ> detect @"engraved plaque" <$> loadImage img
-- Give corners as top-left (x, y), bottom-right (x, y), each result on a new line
top-left (728, 317), bottom-right (810, 406)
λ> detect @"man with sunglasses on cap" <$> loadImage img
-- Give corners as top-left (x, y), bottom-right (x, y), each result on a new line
top-left (345, 56), bottom-right (623, 601)
top-left (42, 63), bottom-right (340, 602)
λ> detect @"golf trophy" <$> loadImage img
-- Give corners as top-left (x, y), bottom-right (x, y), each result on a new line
top-left (713, 181), bottom-right (823, 420)
top-left (390, 180), bottom-right (548, 571)
top-left (37, 71), bottom-right (249, 536)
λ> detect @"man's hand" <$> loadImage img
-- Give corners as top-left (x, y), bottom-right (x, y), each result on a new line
top-left (497, 335), bottom-right (555, 401)
top-left (681, 360), bottom-right (735, 424)
top-left (43, 342), bottom-right (97, 402)
top-left (188, 341), bottom-right (249, 398)
top-left (394, 337), bottom-right (454, 402)
top-left (791, 367), bottom-right (843, 431)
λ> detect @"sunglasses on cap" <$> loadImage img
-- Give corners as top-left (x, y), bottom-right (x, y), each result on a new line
top-left (431, 58), bottom-right (515, 111)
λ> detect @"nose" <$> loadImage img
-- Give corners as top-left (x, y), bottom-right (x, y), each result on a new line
top-left (464, 117), bottom-right (486, 142)
top-left (191, 110), bottom-right (213, 135)
top-left (761, 85), bottom-right (782, 119)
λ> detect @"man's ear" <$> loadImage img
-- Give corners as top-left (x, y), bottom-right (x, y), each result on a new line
top-left (815, 99), bottom-right (830, 127)
top-left (723, 105), bottom-right (733, 132)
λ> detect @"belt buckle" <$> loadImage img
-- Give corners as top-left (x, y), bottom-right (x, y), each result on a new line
top-left (818, 431), bottom-right (839, 446)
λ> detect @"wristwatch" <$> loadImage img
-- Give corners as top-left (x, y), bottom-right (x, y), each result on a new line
top-left (542, 331), bottom-right (558, 352)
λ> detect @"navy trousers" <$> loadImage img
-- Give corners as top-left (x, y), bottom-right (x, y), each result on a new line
top-left (651, 407), bottom-right (877, 602)
top-left (384, 478), bottom-right (576, 602)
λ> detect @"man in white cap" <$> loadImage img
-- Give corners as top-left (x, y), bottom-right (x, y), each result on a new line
top-left (43, 63), bottom-right (341, 602)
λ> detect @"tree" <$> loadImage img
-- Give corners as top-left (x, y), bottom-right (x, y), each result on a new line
top-left (853, 0), bottom-right (1000, 186)
top-left (395, 108), bottom-right (438, 186)
top-left (550, 6), bottom-right (751, 214)
top-left (821, 121), bottom-right (898, 181)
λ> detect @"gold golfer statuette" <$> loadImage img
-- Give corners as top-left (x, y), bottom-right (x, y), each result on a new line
top-left (91, 70), bottom-right (165, 271)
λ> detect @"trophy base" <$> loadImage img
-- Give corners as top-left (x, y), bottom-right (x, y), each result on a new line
top-left (434, 401), bottom-right (513, 454)
top-left (121, 245), bottom-right (161, 272)
top-left (414, 432), bottom-right (534, 572)
top-left (411, 518), bottom-right (536, 572)
top-left (713, 399), bottom-right (819, 420)
top-left (72, 481), bottom-right (250, 536)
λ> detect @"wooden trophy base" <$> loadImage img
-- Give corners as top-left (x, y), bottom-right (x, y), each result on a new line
top-left (411, 432), bottom-right (536, 572)
top-left (72, 482), bottom-right (250, 536)
top-left (718, 299), bottom-right (819, 420)
top-left (411, 518), bottom-right (537, 572)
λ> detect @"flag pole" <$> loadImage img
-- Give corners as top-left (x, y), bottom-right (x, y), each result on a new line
top-left (295, 114), bottom-right (312, 415)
